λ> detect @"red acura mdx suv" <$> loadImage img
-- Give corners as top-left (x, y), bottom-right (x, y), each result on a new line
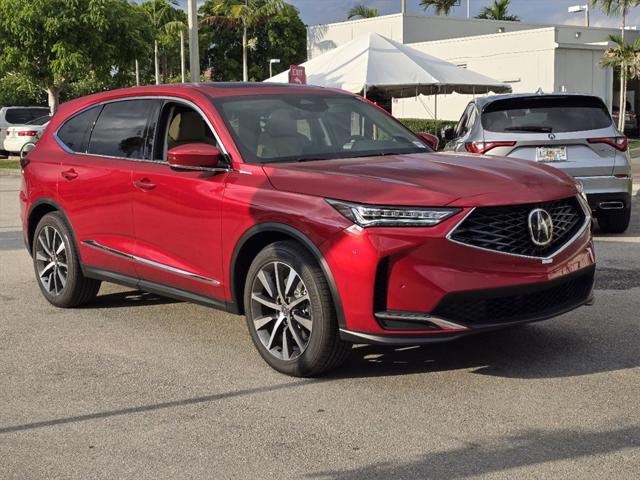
top-left (20, 83), bottom-right (595, 376)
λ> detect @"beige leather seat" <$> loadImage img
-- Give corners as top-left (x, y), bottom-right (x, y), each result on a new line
top-left (168, 110), bottom-right (214, 149)
top-left (258, 109), bottom-right (309, 158)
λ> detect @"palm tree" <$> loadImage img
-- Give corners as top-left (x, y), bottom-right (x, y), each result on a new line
top-left (476, 0), bottom-right (520, 21)
top-left (347, 4), bottom-right (378, 19)
top-left (202, 0), bottom-right (285, 82)
top-left (164, 21), bottom-right (188, 83)
top-left (591, 1), bottom-right (640, 129)
top-left (602, 34), bottom-right (640, 130)
top-left (420, 0), bottom-right (459, 16)
top-left (141, 0), bottom-right (180, 85)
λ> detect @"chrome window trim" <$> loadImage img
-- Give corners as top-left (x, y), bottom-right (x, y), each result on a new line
top-left (83, 240), bottom-right (221, 285)
top-left (445, 195), bottom-right (592, 262)
top-left (53, 95), bottom-right (230, 162)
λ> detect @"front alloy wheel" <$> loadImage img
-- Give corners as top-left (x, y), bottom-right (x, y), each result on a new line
top-left (250, 261), bottom-right (313, 361)
top-left (244, 241), bottom-right (351, 377)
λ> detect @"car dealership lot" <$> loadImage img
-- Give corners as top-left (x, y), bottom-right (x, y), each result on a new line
top-left (1, 174), bottom-right (639, 479)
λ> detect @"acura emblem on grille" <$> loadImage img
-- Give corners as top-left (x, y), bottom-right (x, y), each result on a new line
top-left (548, 133), bottom-right (556, 140)
top-left (528, 208), bottom-right (554, 246)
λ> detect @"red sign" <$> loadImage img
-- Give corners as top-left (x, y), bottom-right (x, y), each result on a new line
top-left (288, 65), bottom-right (306, 85)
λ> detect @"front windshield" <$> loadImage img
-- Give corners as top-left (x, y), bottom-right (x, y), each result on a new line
top-left (213, 94), bottom-right (429, 164)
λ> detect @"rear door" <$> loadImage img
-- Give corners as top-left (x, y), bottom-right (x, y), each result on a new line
top-left (480, 96), bottom-right (622, 177)
top-left (56, 99), bottom-right (159, 278)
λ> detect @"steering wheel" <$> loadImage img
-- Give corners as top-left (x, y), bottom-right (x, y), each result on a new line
top-left (342, 135), bottom-right (367, 149)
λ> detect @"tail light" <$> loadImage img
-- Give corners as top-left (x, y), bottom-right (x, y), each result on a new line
top-left (465, 141), bottom-right (516, 154)
top-left (17, 130), bottom-right (38, 137)
top-left (587, 136), bottom-right (628, 152)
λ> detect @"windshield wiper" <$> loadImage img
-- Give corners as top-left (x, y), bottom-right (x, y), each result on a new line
top-left (503, 126), bottom-right (553, 133)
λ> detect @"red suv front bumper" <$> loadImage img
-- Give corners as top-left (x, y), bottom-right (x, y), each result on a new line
top-left (320, 207), bottom-right (595, 345)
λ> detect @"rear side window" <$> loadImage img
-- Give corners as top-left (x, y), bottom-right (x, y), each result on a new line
top-left (482, 96), bottom-right (613, 133)
top-left (57, 106), bottom-right (102, 153)
top-left (88, 99), bottom-right (159, 159)
top-left (5, 107), bottom-right (50, 124)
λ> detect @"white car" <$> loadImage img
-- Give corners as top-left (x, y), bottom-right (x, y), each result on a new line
top-left (3, 114), bottom-right (51, 154)
top-left (0, 106), bottom-right (50, 154)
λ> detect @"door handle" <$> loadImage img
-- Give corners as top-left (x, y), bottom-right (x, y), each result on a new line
top-left (61, 168), bottom-right (78, 180)
top-left (133, 178), bottom-right (156, 191)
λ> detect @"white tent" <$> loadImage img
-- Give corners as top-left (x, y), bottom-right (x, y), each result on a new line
top-left (265, 32), bottom-right (511, 99)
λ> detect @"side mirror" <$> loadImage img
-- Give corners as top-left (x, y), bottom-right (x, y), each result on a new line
top-left (416, 132), bottom-right (439, 151)
top-left (441, 127), bottom-right (455, 142)
top-left (167, 143), bottom-right (223, 171)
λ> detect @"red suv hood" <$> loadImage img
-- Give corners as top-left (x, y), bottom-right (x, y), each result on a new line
top-left (262, 152), bottom-right (578, 207)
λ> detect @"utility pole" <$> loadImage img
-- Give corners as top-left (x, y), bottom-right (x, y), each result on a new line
top-left (180, 29), bottom-right (186, 83)
top-left (135, 59), bottom-right (140, 86)
top-left (187, 0), bottom-right (200, 83)
top-left (467, 0), bottom-right (470, 19)
top-left (401, 0), bottom-right (406, 15)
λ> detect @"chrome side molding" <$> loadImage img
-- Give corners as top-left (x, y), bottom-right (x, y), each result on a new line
top-left (83, 240), bottom-right (221, 285)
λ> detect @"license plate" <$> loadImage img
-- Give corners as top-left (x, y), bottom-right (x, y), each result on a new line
top-left (536, 146), bottom-right (567, 162)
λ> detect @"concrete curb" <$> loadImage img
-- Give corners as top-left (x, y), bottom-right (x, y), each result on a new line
top-left (0, 169), bottom-right (20, 177)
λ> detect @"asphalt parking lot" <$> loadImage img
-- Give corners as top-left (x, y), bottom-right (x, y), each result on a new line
top-left (1, 172), bottom-right (639, 479)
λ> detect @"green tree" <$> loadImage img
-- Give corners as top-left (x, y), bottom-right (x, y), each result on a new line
top-left (200, 1), bottom-right (305, 81)
top-left (0, 0), bottom-right (152, 112)
top-left (141, 0), bottom-right (184, 85)
top-left (347, 4), bottom-right (378, 19)
top-left (591, 1), bottom-right (640, 129)
top-left (419, 0), bottom-right (459, 15)
top-left (0, 74), bottom-right (46, 107)
top-left (475, 0), bottom-right (520, 21)
top-left (602, 34), bottom-right (640, 129)
top-left (201, 0), bottom-right (285, 82)
top-left (164, 21), bottom-right (188, 83)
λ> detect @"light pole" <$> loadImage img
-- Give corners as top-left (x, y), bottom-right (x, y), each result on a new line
top-left (269, 59), bottom-right (281, 78)
top-left (568, 4), bottom-right (589, 27)
top-left (187, 0), bottom-right (200, 83)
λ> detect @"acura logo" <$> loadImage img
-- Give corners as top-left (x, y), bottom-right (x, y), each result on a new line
top-left (548, 133), bottom-right (556, 140)
top-left (528, 208), bottom-right (554, 246)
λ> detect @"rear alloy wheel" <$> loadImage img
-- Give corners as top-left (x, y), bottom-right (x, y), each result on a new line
top-left (244, 241), bottom-right (351, 377)
top-left (32, 212), bottom-right (101, 307)
top-left (598, 208), bottom-right (631, 234)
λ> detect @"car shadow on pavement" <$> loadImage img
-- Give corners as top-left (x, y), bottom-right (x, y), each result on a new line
top-left (307, 424), bottom-right (640, 479)
top-left (329, 317), bottom-right (639, 380)
top-left (83, 290), bottom-right (181, 309)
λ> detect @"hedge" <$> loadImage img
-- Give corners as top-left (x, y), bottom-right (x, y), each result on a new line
top-left (398, 118), bottom-right (457, 135)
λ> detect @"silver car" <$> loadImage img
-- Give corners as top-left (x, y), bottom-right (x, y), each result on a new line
top-left (443, 93), bottom-right (633, 233)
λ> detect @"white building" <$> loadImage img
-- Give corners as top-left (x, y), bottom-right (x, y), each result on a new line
top-left (307, 14), bottom-right (639, 121)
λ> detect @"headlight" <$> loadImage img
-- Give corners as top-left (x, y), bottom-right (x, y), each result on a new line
top-left (575, 180), bottom-right (589, 203)
top-left (327, 199), bottom-right (461, 227)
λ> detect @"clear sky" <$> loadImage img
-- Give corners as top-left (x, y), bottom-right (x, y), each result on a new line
top-left (172, 0), bottom-right (640, 28)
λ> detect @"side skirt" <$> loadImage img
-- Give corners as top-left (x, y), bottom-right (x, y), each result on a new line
top-left (82, 265), bottom-right (238, 313)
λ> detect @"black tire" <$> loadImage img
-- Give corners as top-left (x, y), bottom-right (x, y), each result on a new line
top-left (598, 208), bottom-right (631, 234)
top-left (32, 212), bottom-right (101, 307)
top-left (244, 241), bottom-right (351, 377)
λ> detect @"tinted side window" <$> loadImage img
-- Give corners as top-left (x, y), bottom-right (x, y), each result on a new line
top-left (88, 100), bottom-right (158, 159)
top-left (57, 106), bottom-right (102, 153)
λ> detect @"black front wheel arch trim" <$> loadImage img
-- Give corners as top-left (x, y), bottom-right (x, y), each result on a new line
top-left (230, 223), bottom-right (346, 328)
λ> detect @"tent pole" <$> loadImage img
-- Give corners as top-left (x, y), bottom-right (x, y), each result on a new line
top-left (434, 93), bottom-right (438, 122)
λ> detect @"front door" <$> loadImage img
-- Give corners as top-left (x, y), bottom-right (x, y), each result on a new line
top-left (130, 100), bottom-right (228, 302)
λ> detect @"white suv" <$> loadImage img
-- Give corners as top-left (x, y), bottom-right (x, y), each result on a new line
top-left (0, 106), bottom-right (50, 155)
